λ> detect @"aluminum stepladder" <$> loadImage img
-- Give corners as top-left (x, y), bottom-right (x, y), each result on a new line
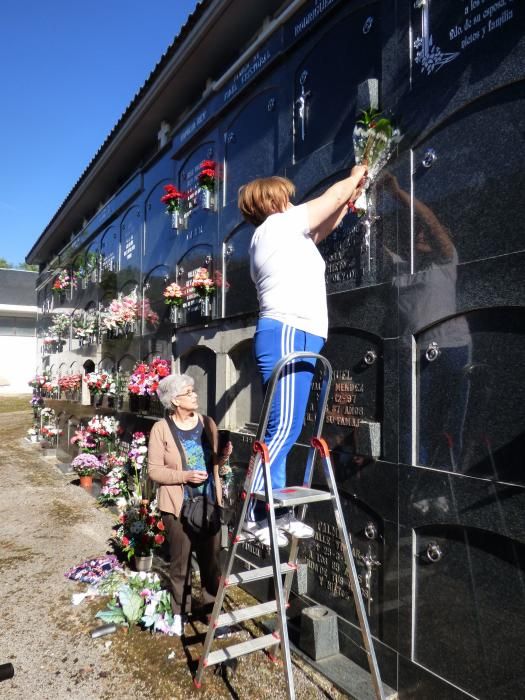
top-left (194, 352), bottom-right (386, 699)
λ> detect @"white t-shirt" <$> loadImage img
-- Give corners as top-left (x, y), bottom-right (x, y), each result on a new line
top-left (249, 203), bottom-right (327, 338)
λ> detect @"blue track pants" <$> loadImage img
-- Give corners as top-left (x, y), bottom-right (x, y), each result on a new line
top-left (250, 318), bottom-right (324, 520)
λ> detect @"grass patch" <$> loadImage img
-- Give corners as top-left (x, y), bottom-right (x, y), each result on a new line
top-left (0, 540), bottom-right (36, 572)
top-left (50, 499), bottom-right (89, 526)
top-left (0, 395), bottom-right (32, 413)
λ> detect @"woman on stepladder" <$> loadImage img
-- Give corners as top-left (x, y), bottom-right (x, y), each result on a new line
top-left (238, 163), bottom-right (367, 546)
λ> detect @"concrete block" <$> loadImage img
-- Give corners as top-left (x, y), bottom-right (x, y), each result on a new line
top-left (299, 605), bottom-right (339, 660)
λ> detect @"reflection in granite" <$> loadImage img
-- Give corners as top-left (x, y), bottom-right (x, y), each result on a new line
top-left (179, 346), bottom-right (216, 420)
top-left (417, 308), bottom-right (525, 485)
top-left (414, 526), bottom-right (525, 698)
top-left (224, 224), bottom-right (258, 317)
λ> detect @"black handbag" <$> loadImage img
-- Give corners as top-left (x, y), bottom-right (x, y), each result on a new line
top-left (181, 495), bottom-right (221, 535)
top-left (165, 418), bottom-right (221, 535)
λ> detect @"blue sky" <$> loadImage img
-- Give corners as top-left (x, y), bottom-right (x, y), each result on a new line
top-left (0, 0), bottom-right (198, 266)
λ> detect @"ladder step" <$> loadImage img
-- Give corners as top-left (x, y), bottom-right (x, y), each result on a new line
top-left (216, 600), bottom-right (278, 627)
top-left (225, 562), bottom-right (296, 586)
top-left (204, 632), bottom-right (280, 667)
top-left (253, 486), bottom-right (332, 507)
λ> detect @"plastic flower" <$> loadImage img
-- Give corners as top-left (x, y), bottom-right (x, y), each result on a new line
top-left (198, 160), bottom-right (217, 192)
top-left (160, 184), bottom-right (187, 212)
top-left (114, 499), bottom-right (165, 560)
top-left (163, 282), bottom-right (184, 307)
top-left (52, 269), bottom-right (77, 293)
top-left (127, 358), bottom-right (170, 396)
top-left (84, 371), bottom-right (116, 396)
top-left (192, 267), bottom-right (216, 297)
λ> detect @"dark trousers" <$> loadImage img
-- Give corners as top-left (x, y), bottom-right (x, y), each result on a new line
top-left (161, 511), bottom-right (221, 615)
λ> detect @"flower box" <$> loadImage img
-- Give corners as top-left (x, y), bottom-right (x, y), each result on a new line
top-left (129, 394), bottom-right (151, 414)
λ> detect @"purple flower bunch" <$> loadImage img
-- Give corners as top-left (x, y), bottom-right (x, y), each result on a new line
top-left (71, 452), bottom-right (101, 476)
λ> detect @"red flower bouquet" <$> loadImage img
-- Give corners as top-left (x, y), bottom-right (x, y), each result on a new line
top-left (160, 184), bottom-right (186, 213)
top-left (127, 357), bottom-right (170, 396)
top-left (115, 499), bottom-right (165, 559)
top-left (198, 160), bottom-right (217, 192)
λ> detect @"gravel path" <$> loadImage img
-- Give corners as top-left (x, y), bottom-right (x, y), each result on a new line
top-left (0, 406), bottom-right (347, 700)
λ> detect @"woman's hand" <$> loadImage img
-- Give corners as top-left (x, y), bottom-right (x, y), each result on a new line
top-left (351, 163), bottom-right (368, 183)
top-left (184, 469), bottom-right (209, 485)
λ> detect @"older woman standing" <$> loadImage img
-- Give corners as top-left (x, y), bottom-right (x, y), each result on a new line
top-left (238, 165), bottom-right (367, 546)
top-left (148, 373), bottom-right (228, 635)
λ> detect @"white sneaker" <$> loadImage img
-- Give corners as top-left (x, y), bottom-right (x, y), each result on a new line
top-left (275, 512), bottom-right (314, 539)
top-left (244, 520), bottom-right (288, 548)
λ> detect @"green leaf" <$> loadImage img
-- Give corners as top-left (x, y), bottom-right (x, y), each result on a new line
top-left (95, 607), bottom-right (126, 625)
top-left (373, 118), bottom-right (393, 137)
top-left (119, 586), bottom-right (144, 625)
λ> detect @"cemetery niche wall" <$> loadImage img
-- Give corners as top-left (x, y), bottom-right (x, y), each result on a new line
top-left (28, 1), bottom-right (524, 698)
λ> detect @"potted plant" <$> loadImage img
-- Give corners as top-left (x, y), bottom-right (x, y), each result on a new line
top-left (84, 371), bottom-right (117, 406)
top-left (114, 499), bottom-right (166, 571)
top-left (98, 455), bottom-right (129, 506)
top-left (58, 373), bottom-right (82, 401)
top-left (100, 293), bottom-right (138, 337)
top-left (98, 453), bottom-right (127, 488)
top-left (197, 160), bottom-right (217, 211)
top-left (127, 357), bottom-right (170, 413)
top-left (160, 183), bottom-right (187, 230)
top-left (51, 269), bottom-right (77, 301)
top-left (191, 267), bottom-right (216, 317)
top-left (29, 395), bottom-right (43, 418)
top-left (71, 452), bottom-right (101, 488)
top-left (70, 426), bottom-right (98, 453)
top-left (84, 414), bottom-right (121, 454)
top-left (162, 282), bottom-right (185, 324)
top-left (72, 313), bottom-right (99, 345)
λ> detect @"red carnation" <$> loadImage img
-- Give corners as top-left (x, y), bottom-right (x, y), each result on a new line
top-left (121, 536), bottom-right (130, 547)
top-left (154, 534), bottom-right (165, 545)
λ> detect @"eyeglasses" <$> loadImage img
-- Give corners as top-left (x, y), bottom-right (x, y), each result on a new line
top-left (176, 388), bottom-right (197, 398)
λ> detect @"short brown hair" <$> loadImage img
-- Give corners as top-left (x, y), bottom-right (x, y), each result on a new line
top-left (238, 176), bottom-right (295, 226)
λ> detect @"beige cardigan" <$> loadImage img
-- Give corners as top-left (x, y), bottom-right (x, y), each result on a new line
top-left (148, 414), bottom-right (219, 517)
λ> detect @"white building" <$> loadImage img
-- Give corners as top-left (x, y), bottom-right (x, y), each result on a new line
top-left (0, 269), bottom-right (38, 393)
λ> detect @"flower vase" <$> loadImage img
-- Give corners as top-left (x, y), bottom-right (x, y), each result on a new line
top-left (200, 295), bottom-right (212, 318)
top-left (200, 188), bottom-right (216, 211)
top-left (79, 474), bottom-right (93, 488)
top-left (169, 305), bottom-right (181, 325)
top-left (171, 210), bottom-right (186, 230)
top-left (134, 553), bottom-right (153, 572)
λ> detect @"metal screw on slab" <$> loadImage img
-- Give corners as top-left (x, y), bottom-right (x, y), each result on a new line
top-left (364, 349), bottom-right (377, 366)
top-left (422, 148), bottom-right (437, 168)
top-left (425, 542), bottom-right (443, 563)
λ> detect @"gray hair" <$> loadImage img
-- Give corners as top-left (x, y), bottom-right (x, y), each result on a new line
top-left (156, 373), bottom-right (194, 409)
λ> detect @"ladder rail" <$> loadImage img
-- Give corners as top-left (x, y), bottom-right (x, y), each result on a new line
top-left (195, 437), bottom-right (262, 681)
top-left (194, 352), bottom-right (386, 700)
top-left (312, 437), bottom-right (386, 700)
top-left (258, 441), bottom-right (295, 699)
